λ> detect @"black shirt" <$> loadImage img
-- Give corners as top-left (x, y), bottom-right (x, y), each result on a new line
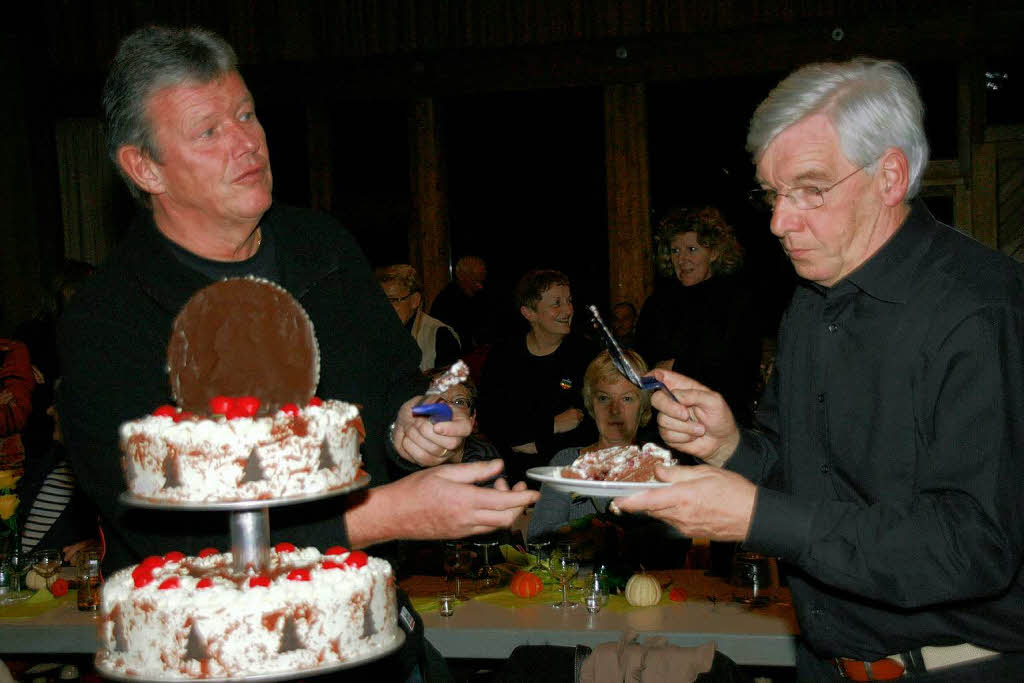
top-left (728, 201), bottom-right (1024, 661)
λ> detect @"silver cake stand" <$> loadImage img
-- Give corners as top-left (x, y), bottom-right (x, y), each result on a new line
top-left (100, 472), bottom-right (406, 680)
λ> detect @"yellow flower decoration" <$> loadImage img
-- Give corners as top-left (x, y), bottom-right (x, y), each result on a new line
top-left (0, 470), bottom-right (22, 490)
top-left (0, 494), bottom-right (18, 520)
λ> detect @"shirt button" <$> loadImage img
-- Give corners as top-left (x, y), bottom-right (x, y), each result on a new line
top-left (820, 464), bottom-right (830, 474)
top-left (816, 393), bottom-right (825, 403)
top-left (827, 323), bottom-right (838, 333)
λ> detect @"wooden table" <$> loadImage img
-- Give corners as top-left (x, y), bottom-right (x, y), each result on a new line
top-left (0, 571), bottom-right (799, 667)
top-left (402, 569), bottom-right (799, 667)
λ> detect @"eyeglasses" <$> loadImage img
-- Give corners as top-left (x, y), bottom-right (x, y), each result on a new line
top-left (748, 166), bottom-right (866, 212)
top-left (387, 292), bottom-right (416, 304)
top-left (439, 396), bottom-right (474, 413)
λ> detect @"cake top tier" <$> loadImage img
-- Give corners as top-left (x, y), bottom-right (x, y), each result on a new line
top-left (167, 277), bottom-right (320, 415)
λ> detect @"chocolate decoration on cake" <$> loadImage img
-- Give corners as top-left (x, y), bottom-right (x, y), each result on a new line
top-left (167, 277), bottom-right (320, 415)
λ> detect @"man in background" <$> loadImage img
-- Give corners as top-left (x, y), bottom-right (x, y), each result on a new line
top-left (430, 255), bottom-right (492, 351)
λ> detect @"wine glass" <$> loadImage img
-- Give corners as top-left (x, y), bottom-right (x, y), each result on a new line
top-left (32, 549), bottom-right (63, 589)
top-left (442, 542), bottom-right (474, 600)
top-left (549, 543), bottom-right (580, 609)
top-left (6, 548), bottom-right (34, 601)
top-left (526, 539), bottom-right (551, 573)
top-left (473, 539), bottom-right (501, 589)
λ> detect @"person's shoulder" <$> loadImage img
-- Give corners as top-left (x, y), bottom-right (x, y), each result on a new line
top-left (925, 220), bottom-right (1024, 305)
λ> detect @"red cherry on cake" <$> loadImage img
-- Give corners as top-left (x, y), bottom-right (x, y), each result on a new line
top-left (132, 567), bottom-right (154, 588)
top-left (209, 396), bottom-right (234, 414)
top-left (274, 542), bottom-right (297, 553)
top-left (198, 547), bottom-right (219, 558)
top-left (158, 577), bottom-right (180, 590)
top-left (196, 578), bottom-right (214, 590)
top-left (324, 546), bottom-right (347, 556)
top-left (163, 551), bottom-right (185, 563)
top-left (281, 403), bottom-right (299, 416)
top-left (153, 405), bottom-right (177, 417)
top-left (308, 397), bottom-right (323, 407)
top-left (140, 556), bottom-right (166, 570)
top-left (322, 561), bottom-right (342, 570)
top-left (344, 551), bottom-right (368, 568)
top-left (249, 576), bottom-right (271, 588)
top-left (236, 396), bottom-right (260, 416)
top-left (287, 569), bottom-right (311, 581)
top-left (173, 411), bottom-right (194, 422)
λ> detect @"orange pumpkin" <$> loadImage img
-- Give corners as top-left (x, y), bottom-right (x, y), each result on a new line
top-left (509, 570), bottom-right (543, 598)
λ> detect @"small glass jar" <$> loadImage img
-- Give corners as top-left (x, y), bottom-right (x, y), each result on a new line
top-left (76, 550), bottom-right (102, 612)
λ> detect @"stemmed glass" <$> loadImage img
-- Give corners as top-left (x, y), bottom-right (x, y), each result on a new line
top-left (473, 539), bottom-right (501, 589)
top-left (32, 549), bottom-right (63, 590)
top-left (442, 542), bottom-right (474, 600)
top-left (549, 543), bottom-right (580, 609)
top-left (526, 539), bottom-right (551, 573)
top-left (0, 548), bottom-right (35, 604)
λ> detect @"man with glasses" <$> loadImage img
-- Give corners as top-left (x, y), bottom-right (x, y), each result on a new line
top-left (619, 58), bottom-right (1024, 680)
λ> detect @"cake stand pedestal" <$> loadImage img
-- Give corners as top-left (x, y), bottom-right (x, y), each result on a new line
top-left (102, 472), bottom-right (405, 681)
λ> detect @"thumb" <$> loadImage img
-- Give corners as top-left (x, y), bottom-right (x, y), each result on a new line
top-left (435, 459), bottom-right (505, 483)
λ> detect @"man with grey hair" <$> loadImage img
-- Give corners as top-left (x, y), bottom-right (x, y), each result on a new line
top-left (430, 255), bottom-right (493, 351)
top-left (58, 25), bottom-right (537, 681)
top-left (376, 263), bottom-right (461, 371)
top-left (619, 58), bottom-right (1024, 680)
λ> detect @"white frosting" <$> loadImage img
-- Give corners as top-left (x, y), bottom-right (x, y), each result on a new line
top-left (120, 400), bottom-right (362, 502)
top-left (97, 547), bottom-right (399, 678)
top-left (558, 442), bottom-right (675, 481)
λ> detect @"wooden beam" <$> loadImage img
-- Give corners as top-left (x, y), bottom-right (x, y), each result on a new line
top-left (971, 141), bottom-right (998, 248)
top-left (604, 83), bottom-right (654, 313)
top-left (408, 97), bottom-right (450, 308)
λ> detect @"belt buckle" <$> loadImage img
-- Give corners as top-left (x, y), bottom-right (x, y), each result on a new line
top-left (835, 657), bottom-right (906, 681)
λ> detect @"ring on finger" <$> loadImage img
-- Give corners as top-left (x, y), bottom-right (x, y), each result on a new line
top-left (440, 448), bottom-right (449, 459)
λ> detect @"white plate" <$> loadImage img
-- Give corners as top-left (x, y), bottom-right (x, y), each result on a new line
top-left (526, 466), bottom-right (672, 498)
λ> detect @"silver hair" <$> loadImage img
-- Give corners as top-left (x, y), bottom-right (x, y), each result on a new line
top-left (102, 26), bottom-right (238, 203)
top-left (375, 264), bottom-right (423, 294)
top-left (747, 58), bottom-right (929, 199)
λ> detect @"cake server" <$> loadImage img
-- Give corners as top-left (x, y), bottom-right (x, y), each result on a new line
top-left (587, 304), bottom-right (680, 403)
top-left (411, 359), bottom-right (471, 422)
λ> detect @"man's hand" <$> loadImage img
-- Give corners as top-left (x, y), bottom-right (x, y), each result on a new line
top-left (554, 407), bottom-right (584, 434)
top-left (346, 460), bottom-right (540, 546)
top-left (391, 395), bottom-right (473, 467)
top-left (614, 465), bottom-right (757, 541)
top-left (648, 369), bottom-right (740, 468)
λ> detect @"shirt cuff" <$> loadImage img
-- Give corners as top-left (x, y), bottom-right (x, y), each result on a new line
top-left (724, 429), bottom-right (765, 481)
top-left (745, 486), bottom-right (815, 561)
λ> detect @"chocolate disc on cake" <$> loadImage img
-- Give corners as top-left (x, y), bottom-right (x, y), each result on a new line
top-left (167, 277), bottom-right (320, 415)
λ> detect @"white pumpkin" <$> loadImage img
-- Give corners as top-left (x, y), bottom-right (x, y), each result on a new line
top-left (625, 572), bottom-right (662, 606)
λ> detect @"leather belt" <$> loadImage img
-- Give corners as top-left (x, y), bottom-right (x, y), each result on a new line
top-left (836, 643), bottom-right (999, 680)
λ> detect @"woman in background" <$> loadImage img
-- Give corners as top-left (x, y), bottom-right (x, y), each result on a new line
top-left (636, 206), bottom-right (762, 426)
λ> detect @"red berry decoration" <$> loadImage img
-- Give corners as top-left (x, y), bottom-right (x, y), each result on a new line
top-left (140, 556), bottom-right (166, 570)
top-left (274, 542), bottom-right (297, 553)
top-left (287, 569), bottom-right (311, 581)
top-left (308, 397), bottom-right (323, 407)
top-left (209, 396), bottom-right (234, 414)
top-left (196, 578), bottom-right (214, 589)
top-left (669, 587), bottom-right (688, 602)
top-left (158, 577), bottom-right (180, 590)
top-left (163, 551), bottom-right (185, 563)
top-left (132, 567), bottom-right (154, 588)
top-left (236, 396), bottom-right (260, 416)
top-left (249, 576), bottom-right (271, 588)
top-left (49, 578), bottom-right (70, 597)
top-left (324, 546), bottom-right (347, 556)
top-left (198, 547), bottom-right (219, 558)
top-left (153, 405), bottom-right (177, 417)
top-left (281, 403), bottom-right (299, 416)
top-left (344, 551), bottom-right (368, 568)
top-left (173, 411), bottom-right (194, 422)
top-left (322, 561), bottom-right (343, 570)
